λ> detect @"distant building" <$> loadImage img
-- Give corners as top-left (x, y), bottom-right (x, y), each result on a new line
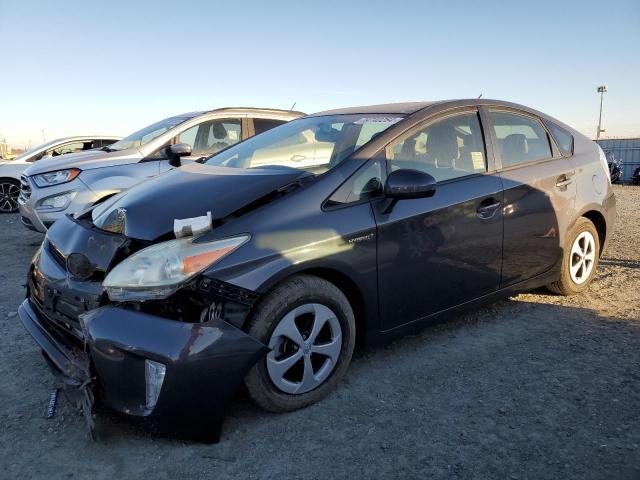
top-left (595, 138), bottom-right (640, 182)
top-left (0, 142), bottom-right (11, 160)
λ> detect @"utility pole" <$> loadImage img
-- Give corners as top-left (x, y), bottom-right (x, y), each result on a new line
top-left (596, 85), bottom-right (607, 139)
top-left (41, 129), bottom-right (46, 143)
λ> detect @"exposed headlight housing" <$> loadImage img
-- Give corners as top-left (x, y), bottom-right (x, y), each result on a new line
top-left (32, 168), bottom-right (81, 188)
top-left (103, 234), bottom-right (249, 301)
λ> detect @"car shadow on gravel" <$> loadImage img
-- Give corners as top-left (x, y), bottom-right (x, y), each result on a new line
top-left (24, 297), bottom-right (637, 480)
top-left (600, 258), bottom-right (640, 269)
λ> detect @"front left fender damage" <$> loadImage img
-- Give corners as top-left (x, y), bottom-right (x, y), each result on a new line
top-left (19, 299), bottom-right (269, 442)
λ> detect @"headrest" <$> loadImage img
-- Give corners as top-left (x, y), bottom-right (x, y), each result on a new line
top-left (211, 122), bottom-right (228, 140)
top-left (314, 125), bottom-right (341, 143)
top-left (426, 124), bottom-right (458, 162)
top-left (503, 134), bottom-right (528, 160)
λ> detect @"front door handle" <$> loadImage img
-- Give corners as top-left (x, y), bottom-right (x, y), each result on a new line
top-left (477, 199), bottom-right (501, 219)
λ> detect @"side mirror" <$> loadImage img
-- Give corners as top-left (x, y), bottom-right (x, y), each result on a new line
top-left (382, 169), bottom-right (436, 213)
top-left (166, 143), bottom-right (192, 167)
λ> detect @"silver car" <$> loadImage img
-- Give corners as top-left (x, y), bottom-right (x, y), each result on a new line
top-left (0, 136), bottom-right (120, 213)
top-left (19, 108), bottom-right (304, 232)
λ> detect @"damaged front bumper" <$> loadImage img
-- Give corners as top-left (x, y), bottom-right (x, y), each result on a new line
top-left (18, 298), bottom-right (268, 442)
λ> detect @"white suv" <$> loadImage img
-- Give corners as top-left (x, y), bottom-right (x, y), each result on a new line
top-left (0, 136), bottom-right (120, 213)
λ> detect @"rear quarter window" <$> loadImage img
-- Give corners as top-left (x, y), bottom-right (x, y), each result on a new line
top-left (546, 121), bottom-right (574, 155)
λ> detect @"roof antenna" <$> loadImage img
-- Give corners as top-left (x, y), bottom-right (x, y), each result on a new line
top-left (290, 101), bottom-right (297, 111)
top-left (478, 93), bottom-right (483, 99)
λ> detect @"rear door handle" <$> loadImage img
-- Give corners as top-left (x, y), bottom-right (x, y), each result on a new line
top-left (556, 173), bottom-right (574, 189)
top-left (477, 199), bottom-right (501, 219)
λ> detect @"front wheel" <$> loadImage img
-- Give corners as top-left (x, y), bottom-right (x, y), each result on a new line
top-left (547, 217), bottom-right (600, 296)
top-left (0, 179), bottom-right (20, 213)
top-left (245, 275), bottom-right (355, 413)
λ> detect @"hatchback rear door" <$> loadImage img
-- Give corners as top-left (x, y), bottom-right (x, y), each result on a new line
top-left (373, 108), bottom-right (503, 330)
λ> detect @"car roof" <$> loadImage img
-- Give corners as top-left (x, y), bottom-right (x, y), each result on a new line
top-left (50, 135), bottom-right (122, 142)
top-left (311, 102), bottom-right (440, 116)
top-left (185, 107), bottom-right (306, 120)
top-left (309, 99), bottom-right (561, 120)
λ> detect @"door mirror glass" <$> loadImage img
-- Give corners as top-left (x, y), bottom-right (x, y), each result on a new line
top-left (166, 143), bottom-right (192, 167)
top-left (384, 168), bottom-right (437, 199)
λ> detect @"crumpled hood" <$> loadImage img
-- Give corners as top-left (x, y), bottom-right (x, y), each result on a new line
top-left (92, 162), bottom-right (304, 241)
top-left (23, 148), bottom-right (141, 176)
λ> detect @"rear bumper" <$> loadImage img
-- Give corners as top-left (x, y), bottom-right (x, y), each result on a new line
top-left (18, 298), bottom-right (268, 442)
top-left (602, 190), bottom-right (617, 254)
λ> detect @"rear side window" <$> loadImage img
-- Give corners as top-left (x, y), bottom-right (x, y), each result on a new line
top-left (254, 118), bottom-right (287, 135)
top-left (489, 111), bottom-right (552, 167)
top-left (546, 121), bottom-right (574, 155)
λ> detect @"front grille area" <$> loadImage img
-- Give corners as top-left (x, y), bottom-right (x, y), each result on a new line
top-left (19, 175), bottom-right (31, 201)
top-left (46, 239), bottom-right (67, 269)
top-left (27, 269), bottom-right (85, 344)
top-left (29, 298), bottom-right (84, 347)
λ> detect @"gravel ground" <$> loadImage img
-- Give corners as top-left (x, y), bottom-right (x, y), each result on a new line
top-left (1, 184), bottom-right (639, 480)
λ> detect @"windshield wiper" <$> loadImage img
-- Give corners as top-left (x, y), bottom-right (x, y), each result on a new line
top-left (100, 146), bottom-right (115, 152)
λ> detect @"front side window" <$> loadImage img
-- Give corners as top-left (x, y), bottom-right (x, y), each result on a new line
top-left (178, 119), bottom-right (242, 156)
top-left (205, 115), bottom-right (403, 176)
top-left (48, 141), bottom-right (85, 157)
top-left (386, 111), bottom-right (487, 182)
top-left (99, 139), bottom-right (118, 148)
top-left (490, 111), bottom-right (552, 167)
top-left (326, 159), bottom-right (384, 207)
top-left (254, 118), bottom-right (286, 135)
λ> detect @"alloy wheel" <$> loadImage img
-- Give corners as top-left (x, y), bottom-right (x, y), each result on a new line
top-left (0, 182), bottom-right (20, 213)
top-left (569, 231), bottom-right (596, 284)
top-left (266, 303), bottom-right (342, 394)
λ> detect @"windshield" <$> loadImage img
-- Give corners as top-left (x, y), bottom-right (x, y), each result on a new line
top-left (107, 114), bottom-right (198, 151)
top-left (205, 114), bottom-right (403, 175)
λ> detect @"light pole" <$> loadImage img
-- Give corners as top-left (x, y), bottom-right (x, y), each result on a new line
top-left (596, 85), bottom-right (607, 139)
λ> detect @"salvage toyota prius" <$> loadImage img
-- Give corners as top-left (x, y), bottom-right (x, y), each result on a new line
top-left (18, 100), bottom-right (616, 441)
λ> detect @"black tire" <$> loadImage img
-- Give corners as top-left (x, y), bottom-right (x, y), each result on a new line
top-left (547, 217), bottom-right (600, 296)
top-left (244, 274), bottom-right (356, 413)
top-left (0, 178), bottom-right (20, 213)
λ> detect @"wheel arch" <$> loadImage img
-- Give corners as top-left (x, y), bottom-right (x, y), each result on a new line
top-left (581, 209), bottom-right (607, 254)
top-left (0, 176), bottom-right (21, 183)
top-left (258, 266), bottom-right (369, 347)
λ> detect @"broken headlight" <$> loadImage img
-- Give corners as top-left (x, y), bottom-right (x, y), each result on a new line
top-left (103, 235), bottom-right (249, 301)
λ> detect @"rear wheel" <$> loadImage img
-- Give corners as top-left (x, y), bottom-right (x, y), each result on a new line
top-left (245, 275), bottom-right (355, 412)
top-left (547, 217), bottom-right (600, 295)
top-left (0, 179), bottom-right (20, 213)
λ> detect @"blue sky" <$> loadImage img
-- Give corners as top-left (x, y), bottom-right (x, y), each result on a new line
top-left (1, 0), bottom-right (638, 148)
